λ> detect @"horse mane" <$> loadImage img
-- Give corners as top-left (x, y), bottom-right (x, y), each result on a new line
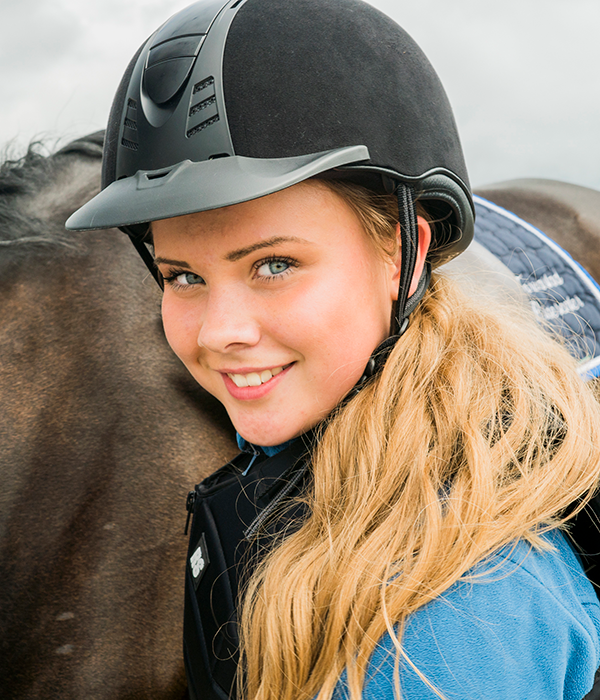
top-left (0, 131), bottom-right (104, 250)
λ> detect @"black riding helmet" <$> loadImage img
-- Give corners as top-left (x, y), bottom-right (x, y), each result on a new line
top-left (66, 0), bottom-right (474, 372)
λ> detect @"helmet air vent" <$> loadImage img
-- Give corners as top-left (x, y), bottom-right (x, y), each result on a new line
top-left (193, 77), bottom-right (215, 93)
top-left (121, 98), bottom-right (139, 151)
top-left (144, 35), bottom-right (206, 106)
top-left (186, 77), bottom-right (219, 139)
top-left (189, 95), bottom-right (217, 117)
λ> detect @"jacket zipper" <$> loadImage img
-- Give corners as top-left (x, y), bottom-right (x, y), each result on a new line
top-left (184, 489), bottom-right (197, 535)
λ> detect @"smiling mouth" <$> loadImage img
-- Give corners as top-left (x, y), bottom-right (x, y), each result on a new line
top-left (227, 364), bottom-right (290, 388)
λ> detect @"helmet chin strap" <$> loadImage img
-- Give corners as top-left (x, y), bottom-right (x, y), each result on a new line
top-left (352, 183), bottom-right (431, 393)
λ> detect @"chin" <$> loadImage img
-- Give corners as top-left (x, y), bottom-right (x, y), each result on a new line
top-left (233, 414), bottom-right (309, 448)
top-left (237, 426), bottom-right (298, 448)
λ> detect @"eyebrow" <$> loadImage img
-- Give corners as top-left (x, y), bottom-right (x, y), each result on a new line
top-left (153, 236), bottom-right (313, 270)
top-left (153, 256), bottom-right (191, 268)
top-left (224, 236), bottom-right (313, 262)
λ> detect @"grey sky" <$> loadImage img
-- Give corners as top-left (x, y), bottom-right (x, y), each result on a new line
top-left (1, 0), bottom-right (599, 190)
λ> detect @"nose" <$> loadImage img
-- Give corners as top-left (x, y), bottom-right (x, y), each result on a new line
top-left (196, 286), bottom-right (261, 352)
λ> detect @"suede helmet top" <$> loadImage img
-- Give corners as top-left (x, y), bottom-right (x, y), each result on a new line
top-left (66, 0), bottom-right (474, 326)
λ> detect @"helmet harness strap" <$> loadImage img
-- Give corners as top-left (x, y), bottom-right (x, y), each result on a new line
top-left (130, 234), bottom-right (164, 288)
top-left (394, 183), bottom-right (418, 334)
top-left (352, 183), bottom-right (431, 392)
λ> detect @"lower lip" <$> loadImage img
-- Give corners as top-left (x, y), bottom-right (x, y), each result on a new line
top-left (221, 364), bottom-right (294, 401)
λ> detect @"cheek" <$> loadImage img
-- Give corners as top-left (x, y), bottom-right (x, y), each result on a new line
top-left (274, 264), bottom-right (389, 378)
top-left (161, 295), bottom-right (199, 363)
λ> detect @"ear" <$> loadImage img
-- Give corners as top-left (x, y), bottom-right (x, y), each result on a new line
top-left (390, 215), bottom-right (432, 299)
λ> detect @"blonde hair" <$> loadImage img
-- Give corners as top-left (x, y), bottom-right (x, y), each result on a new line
top-left (238, 181), bottom-right (600, 700)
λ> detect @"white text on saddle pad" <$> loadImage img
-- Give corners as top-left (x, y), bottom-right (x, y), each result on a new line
top-left (519, 272), bottom-right (564, 294)
top-left (531, 295), bottom-right (584, 321)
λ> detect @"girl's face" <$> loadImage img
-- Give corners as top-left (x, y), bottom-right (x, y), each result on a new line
top-left (153, 181), bottom-right (427, 446)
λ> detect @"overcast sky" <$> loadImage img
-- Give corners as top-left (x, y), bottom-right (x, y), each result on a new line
top-left (1, 0), bottom-right (599, 190)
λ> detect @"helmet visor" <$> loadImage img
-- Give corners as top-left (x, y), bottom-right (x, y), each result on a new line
top-left (66, 145), bottom-right (369, 231)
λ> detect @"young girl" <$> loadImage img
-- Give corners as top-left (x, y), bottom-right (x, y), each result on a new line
top-left (67, 0), bottom-right (600, 698)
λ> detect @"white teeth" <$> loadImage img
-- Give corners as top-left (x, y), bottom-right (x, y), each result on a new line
top-left (231, 374), bottom-right (249, 388)
top-left (247, 373), bottom-right (262, 387)
top-left (228, 365), bottom-right (287, 388)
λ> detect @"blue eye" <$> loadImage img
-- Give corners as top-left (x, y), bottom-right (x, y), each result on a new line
top-left (176, 272), bottom-right (204, 286)
top-left (163, 270), bottom-right (205, 287)
top-left (255, 257), bottom-right (295, 278)
top-left (175, 272), bottom-right (204, 287)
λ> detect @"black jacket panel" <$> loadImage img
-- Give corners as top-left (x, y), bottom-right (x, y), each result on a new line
top-left (184, 437), bottom-right (312, 700)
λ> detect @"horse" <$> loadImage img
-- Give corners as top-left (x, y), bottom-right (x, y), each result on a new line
top-left (0, 131), bottom-right (238, 700)
top-left (475, 178), bottom-right (600, 283)
top-left (1, 131), bottom-right (600, 699)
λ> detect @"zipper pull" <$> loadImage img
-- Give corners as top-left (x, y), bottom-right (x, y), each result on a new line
top-left (184, 490), bottom-right (197, 535)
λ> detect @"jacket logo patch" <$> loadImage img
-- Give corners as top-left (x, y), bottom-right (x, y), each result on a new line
top-left (190, 533), bottom-right (210, 589)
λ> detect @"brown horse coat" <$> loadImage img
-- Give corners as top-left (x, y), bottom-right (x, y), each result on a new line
top-left (0, 133), bottom-right (237, 699)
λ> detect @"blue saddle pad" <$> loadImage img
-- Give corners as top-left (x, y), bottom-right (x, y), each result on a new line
top-left (473, 196), bottom-right (600, 379)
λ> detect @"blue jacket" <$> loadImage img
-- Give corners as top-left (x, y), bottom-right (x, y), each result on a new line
top-left (332, 530), bottom-right (600, 699)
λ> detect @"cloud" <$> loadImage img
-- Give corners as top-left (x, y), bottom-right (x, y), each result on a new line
top-left (2, 0), bottom-right (599, 189)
